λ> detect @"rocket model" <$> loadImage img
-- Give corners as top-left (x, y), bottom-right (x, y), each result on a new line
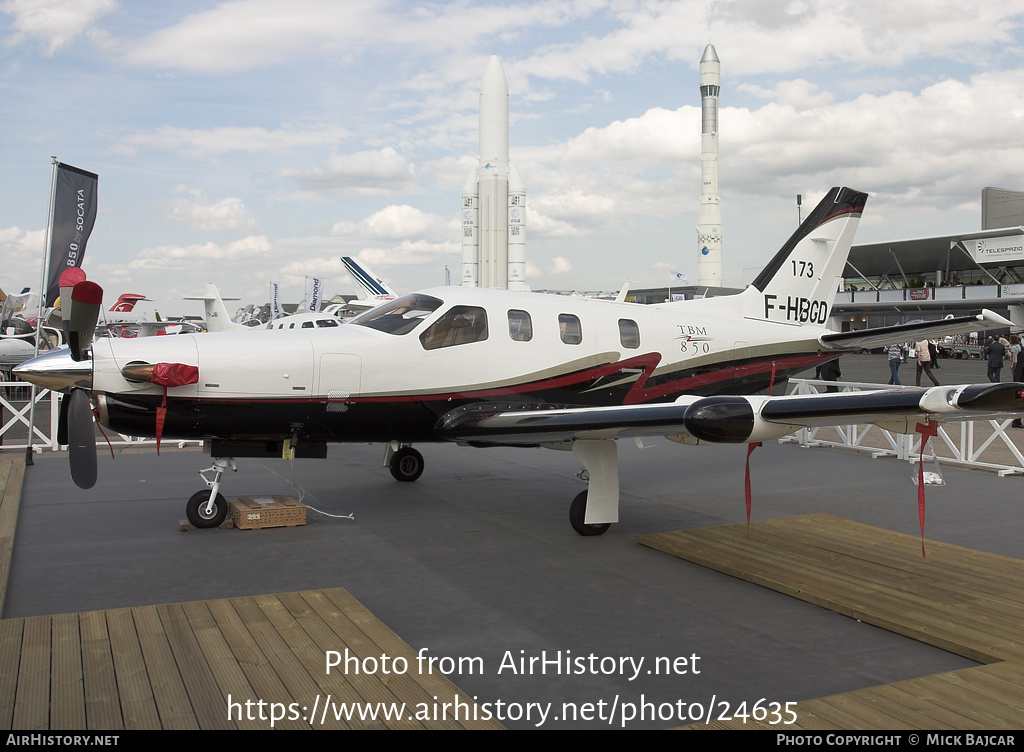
top-left (462, 55), bottom-right (527, 290)
top-left (697, 43), bottom-right (722, 287)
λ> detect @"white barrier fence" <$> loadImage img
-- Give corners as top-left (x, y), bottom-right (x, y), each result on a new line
top-left (0, 380), bottom-right (196, 451)
top-left (782, 379), bottom-right (1024, 477)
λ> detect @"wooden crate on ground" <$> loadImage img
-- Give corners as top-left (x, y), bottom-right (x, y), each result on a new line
top-left (229, 496), bottom-right (306, 530)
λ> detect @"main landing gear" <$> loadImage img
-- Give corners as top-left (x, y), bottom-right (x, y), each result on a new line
top-left (383, 442), bottom-right (424, 482)
top-left (566, 439), bottom-right (619, 537)
top-left (569, 490), bottom-right (611, 536)
top-left (186, 458), bottom-right (236, 528)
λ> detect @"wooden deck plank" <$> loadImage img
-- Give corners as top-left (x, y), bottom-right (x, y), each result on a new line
top-left (50, 612), bottom-right (85, 730)
top-left (78, 610), bottom-right (122, 731)
top-left (0, 461), bottom-right (23, 616)
top-left (105, 608), bottom-right (162, 730)
top-left (0, 618), bottom-right (22, 729)
top-left (204, 598), bottom-right (309, 730)
top-left (157, 603), bottom-right (234, 730)
top-left (272, 591), bottom-right (378, 727)
top-left (257, 592), bottom-right (380, 730)
top-left (228, 595), bottom-right (351, 729)
top-left (286, 590), bottom-right (432, 728)
top-left (179, 601), bottom-right (264, 730)
top-left (130, 605), bottom-right (198, 730)
top-left (13, 615), bottom-right (50, 730)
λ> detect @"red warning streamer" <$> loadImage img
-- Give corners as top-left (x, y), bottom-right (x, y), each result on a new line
top-left (914, 420), bottom-right (939, 557)
top-left (745, 442), bottom-right (762, 536)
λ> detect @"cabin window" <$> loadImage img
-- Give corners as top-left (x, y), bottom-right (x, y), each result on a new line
top-left (507, 309), bottom-right (532, 341)
top-left (420, 306), bottom-right (489, 350)
top-left (351, 294), bottom-right (443, 335)
top-left (618, 319), bottom-right (640, 349)
top-left (558, 314), bottom-right (582, 345)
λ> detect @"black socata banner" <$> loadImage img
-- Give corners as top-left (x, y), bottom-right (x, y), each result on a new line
top-left (46, 163), bottom-right (98, 306)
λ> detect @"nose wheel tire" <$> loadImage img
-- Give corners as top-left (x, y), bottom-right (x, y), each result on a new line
top-left (389, 447), bottom-right (424, 482)
top-left (569, 490), bottom-right (611, 536)
top-left (187, 491), bottom-right (228, 528)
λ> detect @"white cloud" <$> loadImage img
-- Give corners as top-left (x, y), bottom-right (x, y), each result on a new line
top-left (122, 0), bottom-right (607, 74)
top-left (1, 0), bottom-right (115, 55)
top-left (114, 124), bottom-right (349, 157)
top-left (0, 226), bottom-right (46, 292)
top-left (331, 204), bottom-right (454, 242)
top-left (169, 188), bottom-right (256, 231)
top-left (128, 235), bottom-right (272, 272)
top-left (549, 256), bottom-right (572, 274)
top-left (282, 148), bottom-right (417, 195)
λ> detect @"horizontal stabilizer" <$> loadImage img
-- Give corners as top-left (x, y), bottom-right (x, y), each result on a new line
top-left (820, 309), bottom-right (1013, 351)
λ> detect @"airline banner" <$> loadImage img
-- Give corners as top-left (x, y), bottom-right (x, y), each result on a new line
top-left (305, 276), bottom-right (323, 313)
top-left (46, 163), bottom-right (99, 306)
top-left (270, 282), bottom-right (282, 320)
top-left (964, 236), bottom-right (1024, 264)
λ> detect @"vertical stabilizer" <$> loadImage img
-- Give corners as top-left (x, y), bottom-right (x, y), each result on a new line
top-left (183, 284), bottom-right (248, 332)
top-left (743, 187), bottom-right (867, 325)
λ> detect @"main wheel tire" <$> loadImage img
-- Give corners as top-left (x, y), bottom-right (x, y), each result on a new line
top-left (187, 491), bottom-right (228, 528)
top-left (389, 447), bottom-right (424, 482)
top-left (569, 490), bottom-right (611, 536)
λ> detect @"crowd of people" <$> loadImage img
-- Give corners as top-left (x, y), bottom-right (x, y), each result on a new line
top-left (882, 335), bottom-right (1022, 387)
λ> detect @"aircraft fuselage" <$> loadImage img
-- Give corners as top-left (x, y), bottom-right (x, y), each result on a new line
top-left (92, 286), bottom-right (830, 447)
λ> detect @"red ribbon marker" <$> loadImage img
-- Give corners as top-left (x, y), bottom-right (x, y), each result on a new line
top-left (745, 442), bottom-right (762, 536)
top-left (914, 420), bottom-right (939, 557)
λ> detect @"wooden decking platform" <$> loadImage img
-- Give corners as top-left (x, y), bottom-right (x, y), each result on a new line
top-left (639, 514), bottom-right (1024, 729)
top-left (0, 587), bottom-right (502, 730)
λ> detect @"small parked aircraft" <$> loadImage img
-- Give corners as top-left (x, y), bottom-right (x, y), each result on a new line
top-left (15, 188), bottom-right (1024, 533)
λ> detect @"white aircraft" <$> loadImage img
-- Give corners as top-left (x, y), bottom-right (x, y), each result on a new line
top-left (188, 284), bottom-right (346, 332)
top-left (15, 188), bottom-right (1024, 533)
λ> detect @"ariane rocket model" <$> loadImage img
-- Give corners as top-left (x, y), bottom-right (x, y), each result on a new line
top-left (462, 55), bottom-right (527, 291)
top-left (697, 43), bottom-right (722, 287)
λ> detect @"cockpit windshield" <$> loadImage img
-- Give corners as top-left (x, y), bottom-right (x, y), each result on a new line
top-left (350, 293), bottom-right (444, 335)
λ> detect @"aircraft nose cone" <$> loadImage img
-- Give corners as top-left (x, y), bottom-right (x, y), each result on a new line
top-left (12, 347), bottom-right (92, 391)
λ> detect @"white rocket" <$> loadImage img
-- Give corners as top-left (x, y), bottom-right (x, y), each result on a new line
top-left (697, 43), bottom-right (722, 287)
top-left (462, 55), bottom-right (527, 290)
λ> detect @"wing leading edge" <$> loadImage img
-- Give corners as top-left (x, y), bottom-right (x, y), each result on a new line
top-left (435, 383), bottom-right (1024, 446)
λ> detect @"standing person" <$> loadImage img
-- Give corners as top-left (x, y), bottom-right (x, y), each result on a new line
top-left (928, 340), bottom-right (941, 369)
top-left (820, 358), bottom-right (841, 393)
top-left (984, 336), bottom-right (1006, 383)
top-left (915, 339), bottom-right (939, 386)
top-left (886, 342), bottom-right (905, 385)
top-left (1011, 335), bottom-right (1023, 428)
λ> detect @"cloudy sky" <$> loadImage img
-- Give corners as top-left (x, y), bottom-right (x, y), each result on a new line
top-left (2, 0), bottom-right (1023, 315)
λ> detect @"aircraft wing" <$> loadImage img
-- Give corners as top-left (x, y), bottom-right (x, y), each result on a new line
top-left (819, 309), bottom-right (1013, 351)
top-left (435, 383), bottom-right (1024, 446)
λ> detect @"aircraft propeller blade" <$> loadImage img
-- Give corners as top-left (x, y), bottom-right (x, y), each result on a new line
top-left (67, 387), bottom-right (97, 489)
top-left (68, 281), bottom-right (103, 362)
top-left (56, 392), bottom-right (70, 446)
